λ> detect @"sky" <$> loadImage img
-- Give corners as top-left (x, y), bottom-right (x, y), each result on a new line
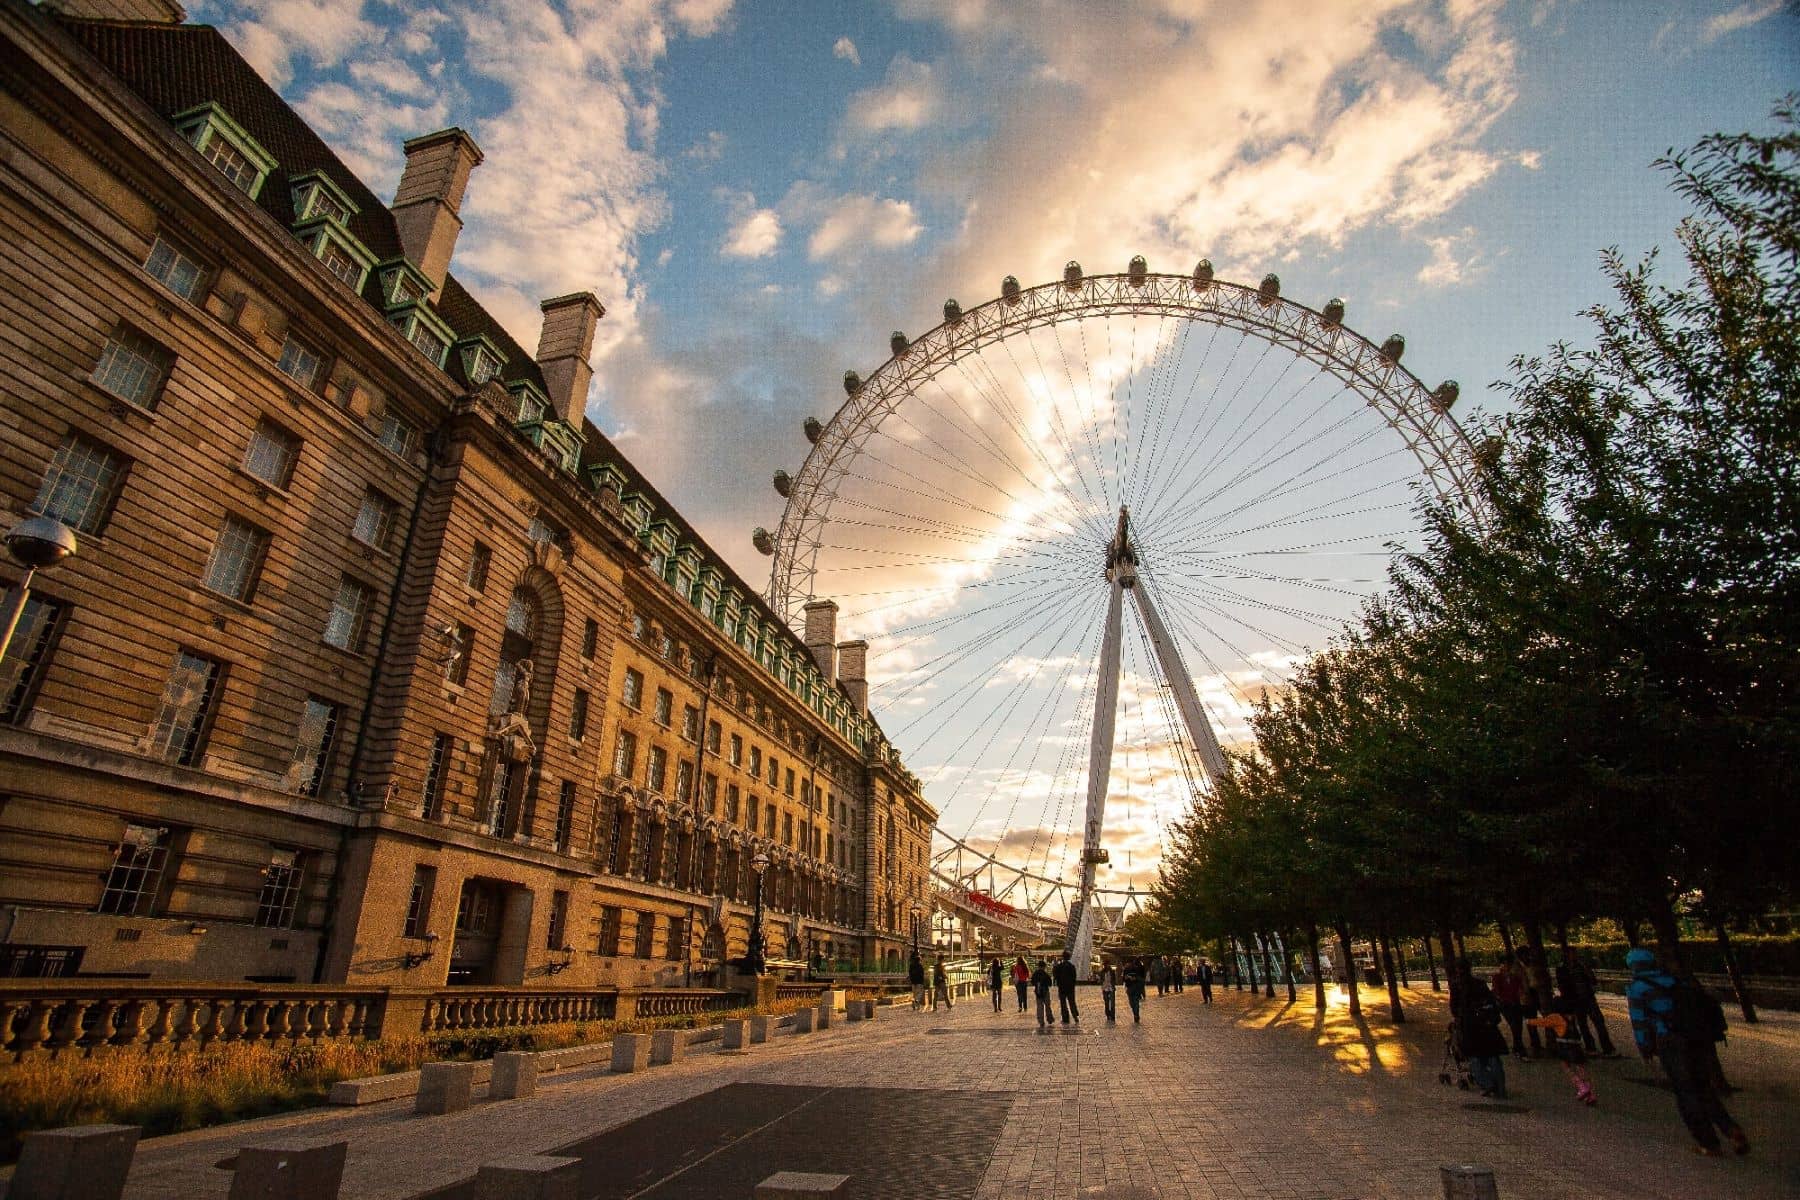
top-left (191, 0), bottom-right (1796, 903)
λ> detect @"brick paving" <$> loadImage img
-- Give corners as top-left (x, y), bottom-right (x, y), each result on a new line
top-left (40, 984), bottom-right (1800, 1198)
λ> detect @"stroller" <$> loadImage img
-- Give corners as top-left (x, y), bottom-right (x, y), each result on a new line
top-left (1438, 1019), bottom-right (1474, 1090)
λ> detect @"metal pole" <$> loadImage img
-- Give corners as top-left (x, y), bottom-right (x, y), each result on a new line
top-left (747, 867), bottom-right (767, 975)
top-left (1065, 518), bottom-right (1127, 980)
top-left (0, 566), bottom-right (37, 666)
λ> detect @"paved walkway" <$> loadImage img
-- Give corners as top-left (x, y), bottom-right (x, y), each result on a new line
top-left (56, 984), bottom-right (1800, 1198)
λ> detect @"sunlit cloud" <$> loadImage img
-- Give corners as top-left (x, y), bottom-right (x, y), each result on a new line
top-left (833, 35), bottom-right (861, 67)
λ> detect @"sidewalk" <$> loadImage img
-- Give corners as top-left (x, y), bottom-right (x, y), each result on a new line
top-left (31, 984), bottom-right (1800, 1198)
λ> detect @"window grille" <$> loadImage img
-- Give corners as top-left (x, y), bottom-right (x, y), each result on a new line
top-left (351, 490), bottom-right (396, 549)
top-left (293, 698), bottom-right (338, 796)
top-left (317, 239), bottom-right (362, 287)
top-left (275, 336), bottom-right (322, 390)
top-left (546, 890), bottom-right (569, 950)
top-left (422, 732), bottom-right (453, 818)
top-left (200, 135), bottom-right (258, 192)
top-left (633, 911), bottom-right (655, 958)
top-left (97, 824), bottom-right (171, 915)
top-left (403, 866), bottom-right (435, 936)
top-left (465, 543), bottom-right (491, 591)
top-left (148, 651), bottom-right (220, 765)
top-left (647, 746), bottom-right (667, 793)
top-left (598, 906), bottom-right (621, 955)
top-left (255, 849), bottom-right (304, 928)
top-left (323, 577), bottom-right (371, 651)
top-left (570, 689), bottom-right (589, 741)
top-left (504, 588), bottom-right (539, 638)
top-left (143, 237), bottom-right (204, 300)
top-left (682, 706), bottom-right (700, 742)
top-left (91, 327), bottom-right (168, 409)
top-left (243, 420), bottom-right (299, 488)
top-left (654, 688), bottom-right (671, 726)
top-left (621, 668), bottom-right (643, 709)
top-left (581, 619), bottom-right (598, 658)
top-left (554, 781), bottom-right (576, 850)
top-left (446, 625), bottom-right (473, 686)
top-left (2, 595), bottom-right (64, 724)
top-left (377, 412), bottom-right (418, 458)
top-left (487, 760), bottom-right (516, 837)
top-left (613, 729), bottom-right (637, 778)
top-left (676, 759), bottom-right (694, 802)
top-left (664, 913), bottom-right (686, 962)
top-left (33, 435), bottom-right (122, 534)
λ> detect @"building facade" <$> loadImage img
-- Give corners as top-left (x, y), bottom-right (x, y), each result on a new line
top-left (0, 0), bottom-right (933, 987)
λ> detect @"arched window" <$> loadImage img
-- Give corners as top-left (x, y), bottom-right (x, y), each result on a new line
top-left (505, 587), bottom-right (539, 639)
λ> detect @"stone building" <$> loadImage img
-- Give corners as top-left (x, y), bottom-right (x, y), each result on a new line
top-left (0, 0), bottom-right (933, 987)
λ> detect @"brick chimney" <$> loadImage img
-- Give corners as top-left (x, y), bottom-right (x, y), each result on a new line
top-left (391, 129), bottom-right (483, 300)
top-left (804, 600), bottom-right (838, 683)
top-left (838, 639), bottom-right (868, 715)
top-left (536, 293), bottom-right (605, 425)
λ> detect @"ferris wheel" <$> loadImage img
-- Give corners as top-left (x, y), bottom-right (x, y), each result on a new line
top-left (755, 258), bottom-right (1478, 967)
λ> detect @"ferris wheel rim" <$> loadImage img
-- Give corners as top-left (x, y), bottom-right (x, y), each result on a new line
top-left (764, 265), bottom-right (1480, 625)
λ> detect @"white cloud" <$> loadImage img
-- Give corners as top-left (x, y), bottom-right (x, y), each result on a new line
top-left (1416, 226), bottom-right (1485, 286)
top-left (723, 206), bottom-right (784, 258)
top-left (807, 194), bottom-right (923, 260)
top-left (845, 54), bottom-right (941, 133)
top-left (684, 130), bottom-right (728, 160)
top-left (833, 35), bottom-right (861, 66)
top-left (1516, 149), bottom-right (1542, 169)
top-left (1700, 0), bottom-right (1787, 44)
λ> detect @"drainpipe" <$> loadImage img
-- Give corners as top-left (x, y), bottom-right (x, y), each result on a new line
top-left (310, 419), bottom-right (447, 982)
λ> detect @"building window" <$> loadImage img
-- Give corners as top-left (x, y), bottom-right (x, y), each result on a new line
top-left (659, 632), bottom-right (675, 660)
top-left (176, 104), bottom-right (276, 197)
top-left (746, 795), bottom-right (759, 831)
top-left (33, 434), bottom-right (125, 535)
top-left (275, 335), bottom-right (323, 390)
top-left (148, 650), bottom-right (221, 765)
top-left (706, 720), bottom-right (721, 755)
top-left (422, 731), bottom-right (454, 819)
top-left (581, 618), bottom-right (598, 659)
top-left (465, 542), bottom-right (491, 592)
top-left (725, 784), bottom-right (740, 823)
top-left (403, 865), bottom-right (436, 936)
top-left (653, 688), bottom-right (672, 727)
top-left (323, 576), bottom-right (372, 651)
top-left (516, 390), bottom-right (546, 424)
top-left (765, 807), bottom-right (776, 838)
top-left (201, 515), bottom-right (268, 601)
top-left (351, 489), bottom-right (396, 550)
top-left (646, 745), bottom-right (667, 793)
top-left (315, 236), bottom-right (366, 288)
top-left (664, 913), bottom-right (686, 962)
top-left (377, 411), bottom-right (419, 459)
top-left (293, 174), bottom-right (354, 225)
top-left (730, 734), bottom-right (743, 766)
top-left (634, 911), bottom-right (656, 958)
top-left (631, 611), bottom-right (648, 640)
top-left (91, 326), bottom-right (169, 409)
top-left (704, 773), bottom-right (718, 815)
top-left (255, 848), bottom-right (305, 928)
top-left (504, 587), bottom-right (538, 639)
top-left (613, 728), bottom-right (637, 779)
top-left (621, 668), bottom-right (643, 710)
top-left (598, 906), bottom-right (621, 956)
top-left (546, 889), bottom-right (569, 951)
top-left (243, 419), bottom-right (300, 488)
top-left (784, 812), bottom-right (794, 845)
top-left (554, 781), bottom-right (576, 851)
top-left (570, 688), bottom-right (590, 741)
top-left (143, 236), bottom-right (205, 301)
top-left (96, 823), bottom-right (172, 916)
top-left (681, 705), bottom-right (700, 742)
top-left (201, 133), bottom-right (257, 191)
top-left (2, 595), bottom-right (64, 724)
top-left (292, 697), bottom-right (338, 796)
top-left (446, 624), bottom-right (473, 686)
top-left (785, 768), bottom-right (795, 797)
top-left (768, 757), bottom-right (780, 787)
top-left (676, 759), bottom-right (694, 803)
top-left (389, 305), bottom-right (451, 367)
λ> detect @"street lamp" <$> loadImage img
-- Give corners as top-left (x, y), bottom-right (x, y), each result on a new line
top-left (0, 517), bottom-right (77, 663)
top-left (910, 902), bottom-right (924, 956)
top-left (746, 850), bottom-right (772, 976)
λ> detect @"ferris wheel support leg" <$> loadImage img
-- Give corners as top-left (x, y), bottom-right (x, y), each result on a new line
top-left (1130, 580), bottom-right (1229, 784)
top-left (1064, 574), bottom-right (1125, 981)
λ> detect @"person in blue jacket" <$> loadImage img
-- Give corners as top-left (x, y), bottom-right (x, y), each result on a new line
top-left (1625, 947), bottom-right (1747, 1157)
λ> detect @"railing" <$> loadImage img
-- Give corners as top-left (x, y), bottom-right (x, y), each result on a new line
top-left (419, 990), bottom-right (616, 1033)
top-left (774, 983), bottom-right (830, 1002)
top-left (629, 989), bottom-right (740, 1017)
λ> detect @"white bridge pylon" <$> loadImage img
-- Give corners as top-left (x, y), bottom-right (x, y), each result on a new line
top-left (1064, 506), bottom-right (1227, 979)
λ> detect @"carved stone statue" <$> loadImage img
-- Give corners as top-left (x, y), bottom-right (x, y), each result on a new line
top-left (508, 659), bottom-right (532, 715)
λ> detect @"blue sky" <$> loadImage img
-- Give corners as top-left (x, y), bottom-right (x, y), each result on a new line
top-left (190, 0), bottom-right (1796, 891)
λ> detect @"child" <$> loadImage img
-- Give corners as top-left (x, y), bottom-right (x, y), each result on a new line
top-left (1528, 996), bottom-right (1596, 1105)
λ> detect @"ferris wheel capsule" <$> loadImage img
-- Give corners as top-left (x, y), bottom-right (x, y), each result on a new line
top-left (773, 469), bottom-right (792, 498)
top-left (890, 331), bottom-right (910, 356)
top-left (944, 298), bottom-right (963, 323)
top-left (1380, 334), bottom-right (1406, 363)
top-left (1127, 255), bottom-right (1148, 285)
top-left (1063, 260), bottom-right (1084, 290)
top-left (1001, 275), bottom-right (1022, 303)
top-left (803, 415), bottom-right (823, 444)
top-left (843, 369), bottom-right (863, 395)
top-left (1434, 380), bottom-right (1460, 409)
top-left (1258, 273), bottom-right (1281, 303)
top-left (1192, 258), bottom-right (1214, 289)
top-left (752, 527), bottom-right (774, 555)
top-left (1322, 297), bottom-right (1346, 327)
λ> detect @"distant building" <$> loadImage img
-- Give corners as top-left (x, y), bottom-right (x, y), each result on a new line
top-left (0, 0), bottom-right (934, 986)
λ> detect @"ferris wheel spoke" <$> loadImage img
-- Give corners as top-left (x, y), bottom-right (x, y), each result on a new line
top-left (1148, 574), bottom-right (1315, 663)
top-left (985, 332), bottom-right (1114, 543)
top-left (1125, 315), bottom-right (1194, 511)
top-left (1158, 450), bottom-right (1417, 553)
top-left (873, 579), bottom-right (1093, 703)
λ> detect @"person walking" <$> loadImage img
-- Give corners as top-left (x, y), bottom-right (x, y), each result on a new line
top-left (988, 956), bottom-right (1005, 1013)
top-left (1012, 955), bottom-right (1031, 1012)
top-left (1052, 951), bottom-right (1081, 1024)
top-left (1031, 958), bottom-right (1054, 1030)
top-left (1627, 947), bottom-right (1747, 1157)
top-left (931, 954), bottom-right (952, 1011)
top-left (1122, 957), bottom-right (1147, 1023)
top-left (1149, 956), bottom-right (1168, 996)
top-left (908, 951), bottom-right (926, 1011)
top-left (1450, 958), bottom-right (1509, 1099)
top-left (1557, 946), bottom-right (1618, 1057)
top-left (1527, 994), bottom-right (1597, 1106)
top-left (1099, 962), bottom-right (1119, 1023)
top-left (1198, 958), bottom-right (1214, 1004)
top-left (1490, 953), bottom-right (1532, 1058)
top-left (1171, 955), bottom-right (1185, 993)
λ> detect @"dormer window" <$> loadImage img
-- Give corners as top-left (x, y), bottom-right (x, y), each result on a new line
top-left (456, 336), bottom-right (507, 387)
top-left (290, 172), bottom-right (358, 226)
top-left (174, 104), bottom-right (276, 199)
top-left (377, 261), bottom-right (435, 309)
top-left (290, 174), bottom-right (375, 290)
top-left (388, 302), bottom-right (453, 368)
top-left (307, 229), bottom-right (375, 290)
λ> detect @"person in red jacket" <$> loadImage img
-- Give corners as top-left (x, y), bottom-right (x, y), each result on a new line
top-left (1490, 953), bottom-right (1536, 1058)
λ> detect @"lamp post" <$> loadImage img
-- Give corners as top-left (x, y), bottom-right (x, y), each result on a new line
top-left (0, 517), bottom-right (77, 664)
top-left (910, 902), bottom-right (924, 957)
top-left (746, 850), bottom-right (771, 976)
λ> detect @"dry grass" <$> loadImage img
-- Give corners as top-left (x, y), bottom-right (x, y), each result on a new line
top-left (0, 996), bottom-right (832, 1161)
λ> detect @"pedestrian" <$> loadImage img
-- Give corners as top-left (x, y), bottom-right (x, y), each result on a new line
top-left (1100, 962), bottom-right (1118, 1022)
top-left (1490, 953), bottom-right (1532, 1058)
top-left (1626, 947), bottom-right (1747, 1157)
top-left (1012, 954), bottom-right (1031, 1012)
top-left (988, 955), bottom-right (1004, 1013)
top-left (908, 951), bottom-right (926, 1010)
top-left (1052, 950), bottom-right (1081, 1024)
top-left (1171, 955), bottom-right (1185, 993)
top-left (1149, 955), bottom-right (1168, 996)
top-left (1527, 995), bottom-right (1597, 1106)
top-left (1198, 958), bottom-right (1213, 1004)
top-left (1556, 946), bottom-right (1618, 1057)
top-left (1450, 958), bottom-right (1509, 1100)
top-left (1031, 958), bottom-right (1054, 1030)
top-left (1122, 957), bottom-right (1147, 1023)
top-left (932, 954), bottom-right (952, 1011)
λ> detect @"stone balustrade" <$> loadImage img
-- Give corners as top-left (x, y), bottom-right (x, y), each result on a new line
top-left (629, 988), bottom-right (739, 1018)
top-left (417, 989), bottom-right (616, 1033)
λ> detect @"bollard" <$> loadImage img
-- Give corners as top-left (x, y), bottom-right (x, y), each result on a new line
top-left (1440, 1164), bottom-right (1500, 1200)
top-left (611, 1032), bottom-right (651, 1073)
top-left (756, 1171), bottom-right (851, 1198)
top-left (472, 1154), bottom-right (581, 1200)
top-left (228, 1138), bottom-right (348, 1200)
top-left (10, 1125), bottom-right (140, 1200)
top-left (415, 1062), bottom-right (475, 1115)
top-left (846, 1001), bottom-right (865, 1023)
top-left (491, 1052), bottom-right (538, 1100)
top-left (748, 1015), bottom-right (771, 1044)
top-left (861, 999), bottom-right (877, 1021)
top-left (650, 1029), bottom-right (686, 1065)
top-left (792, 1006), bottom-right (815, 1034)
top-left (816, 1001), bottom-right (833, 1029)
top-left (722, 1018), bottom-right (750, 1050)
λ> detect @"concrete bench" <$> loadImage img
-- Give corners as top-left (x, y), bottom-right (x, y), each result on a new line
top-left (611, 1032), bottom-right (651, 1073)
top-left (9, 1125), bottom-right (139, 1200)
top-left (534, 1042), bottom-right (613, 1074)
top-left (416, 1062), bottom-right (476, 1115)
top-left (757, 1171), bottom-right (852, 1198)
top-left (331, 1060), bottom-right (492, 1106)
top-left (472, 1154), bottom-right (581, 1200)
top-left (227, 1137), bottom-right (347, 1200)
top-left (650, 1029), bottom-right (686, 1065)
top-left (721, 1018), bottom-right (750, 1050)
